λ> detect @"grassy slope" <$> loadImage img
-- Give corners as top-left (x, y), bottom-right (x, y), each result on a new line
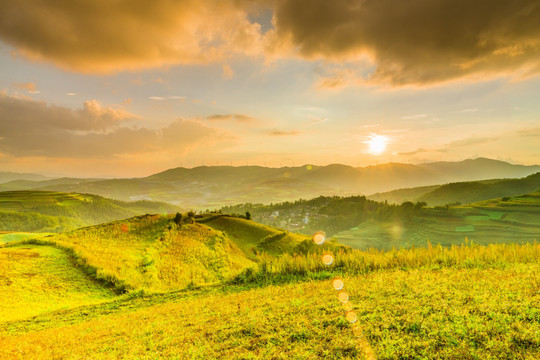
top-left (40, 214), bottom-right (254, 292)
top-left (0, 244), bottom-right (115, 322)
top-left (335, 192), bottom-right (540, 250)
top-left (0, 190), bottom-right (180, 232)
top-left (203, 215), bottom-right (343, 256)
top-left (0, 232), bottom-right (53, 244)
top-left (1, 261), bottom-right (538, 359)
top-left (35, 214), bottom-right (343, 292)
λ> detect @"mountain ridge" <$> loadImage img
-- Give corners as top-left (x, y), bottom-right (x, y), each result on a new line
top-left (1, 158), bottom-right (538, 209)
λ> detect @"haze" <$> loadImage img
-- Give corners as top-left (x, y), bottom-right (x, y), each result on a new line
top-left (1, 0), bottom-right (540, 177)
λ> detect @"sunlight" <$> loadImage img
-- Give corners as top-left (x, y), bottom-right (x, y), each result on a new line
top-left (367, 134), bottom-right (388, 155)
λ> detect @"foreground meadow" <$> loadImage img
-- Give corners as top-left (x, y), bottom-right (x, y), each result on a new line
top-left (1, 239), bottom-right (539, 359)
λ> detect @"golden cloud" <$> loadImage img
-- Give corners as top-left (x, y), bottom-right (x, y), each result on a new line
top-left (0, 0), bottom-right (266, 73)
top-left (0, 94), bottom-right (228, 158)
top-left (2, 1), bottom-right (540, 85)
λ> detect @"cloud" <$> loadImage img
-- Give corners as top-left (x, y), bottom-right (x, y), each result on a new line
top-left (402, 114), bottom-right (428, 120)
top-left (267, 130), bottom-right (301, 136)
top-left (454, 108), bottom-right (479, 114)
top-left (0, 94), bottom-right (226, 158)
top-left (11, 82), bottom-right (37, 91)
top-left (222, 64), bottom-right (234, 79)
top-left (206, 114), bottom-right (256, 123)
top-left (272, 0), bottom-right (540, 85)
top-left (0, 0), bottom-right (267, 73)
top-left (3, 1), bottom-right (540, 86)
top-left (516, 127), bottom-right (540, 137)
top-left (445, 136), bottom-right (499, 148)
top-left (234, 114), bottom-right (256, 123)
top-left (397, 148), bottom-right (429, 156)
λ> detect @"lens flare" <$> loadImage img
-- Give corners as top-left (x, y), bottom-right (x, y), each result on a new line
top-left (346, 311), bottom-right (358, 323)
top-left (313, 232), bottom-right (326, 245)
top-left (332, 278), bottom-right (344, 290)
top-left (322, 254), bottom-right (334, 266)
top-left (342, 301), bottom-right (353, 311)
top-left (338, 291), bottom-right (349, 303)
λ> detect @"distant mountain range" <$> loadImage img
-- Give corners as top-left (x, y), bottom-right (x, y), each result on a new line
top-left (0, 172), bottom-right (51, 183)
top-left (1, 158), bottom-right (539, 209)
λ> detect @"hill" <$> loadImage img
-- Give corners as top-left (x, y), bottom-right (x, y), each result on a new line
top-left (369, 172), bottom-right (540, 206)
top-left (2, 158), bottom-right (538, 209)
top-left (24, 213), bottom-right (343, 292)
top-left (0, 191), bottom-right (180, 232)
top-left (335, 191), bottom-right (540, 250)
top-left (417, 172), bottom-right (540, 205)
top-left (223, 190), bottom-right (540, 250)
top-left (0, 171), bottom-right (50, 183)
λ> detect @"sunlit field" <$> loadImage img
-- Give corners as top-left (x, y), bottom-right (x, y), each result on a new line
top-left (1, 212), bottom-right (539, 360)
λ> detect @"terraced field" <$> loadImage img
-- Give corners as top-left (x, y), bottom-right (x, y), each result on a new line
top-left (335, 193), bottom-right (540, 250)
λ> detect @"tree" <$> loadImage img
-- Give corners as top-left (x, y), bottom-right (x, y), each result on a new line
top-left (173, 212), bottom-right (182, 225)
top-left (245, 211), bottom-right (252, 220)
top-left (187, 210), bottom-right (195, 224)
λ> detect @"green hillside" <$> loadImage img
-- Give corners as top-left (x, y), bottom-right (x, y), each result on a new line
top-left (418, 172), bottom-right (540, 205)
top-left (0, 190), bottom-right (180, 232)
top-left (335, 192), bottom-right (540, 250)
top-left (18, 213), bottom-right (341, 293)
top-left (203, 215), bottom-right (343, 256)
top-left (370, 172), bottom-right (540, 206)
top-left (225, 190), bottom-right (540, 250)
top-left (38, 214), bottom-right (251, 292)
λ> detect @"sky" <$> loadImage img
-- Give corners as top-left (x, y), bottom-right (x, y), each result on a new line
top-left (0, 0), bottom-right (539, 177)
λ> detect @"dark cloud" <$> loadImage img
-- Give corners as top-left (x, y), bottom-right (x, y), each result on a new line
top-left (273, 0), bottom-right (540, 85)
top-left (0, 94), bottom-right (224, 158)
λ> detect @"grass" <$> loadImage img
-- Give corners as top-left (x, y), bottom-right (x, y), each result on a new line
top-left (0, 260), bottom-right (538, 359)
top-left (1, 212), bottom-right (538, 359)
top-left (0, 244), bottom-right (115, 322)
top-left (0, 232), bottom-right (52, 244)
top-left (24, 214), bottom-right (260, 292)
top-left (204, 215), bottom-right (343, 257)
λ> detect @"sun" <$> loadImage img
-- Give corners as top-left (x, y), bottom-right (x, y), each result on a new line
top-left (367, 134), bottom-right (388, 155)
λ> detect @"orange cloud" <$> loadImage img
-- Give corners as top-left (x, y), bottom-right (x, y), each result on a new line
top-left (11, 82), bottom-right (37, 91)
top-left (0, 0), bottom-right (266, 73)
top-left (3, 1), bottom-right (540, 87)
top-left (206, 114), bottom-right (257, 123)
top-left (267, 129), bottom-right (300, 136)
